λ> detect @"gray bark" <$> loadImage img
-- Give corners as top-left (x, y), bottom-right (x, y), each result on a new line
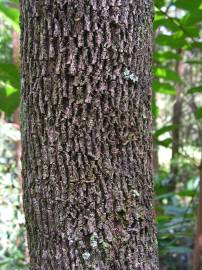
top-left (20, 1), bottom-right (158, 269)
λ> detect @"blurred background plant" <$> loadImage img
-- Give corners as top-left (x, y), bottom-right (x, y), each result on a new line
top-left (0, 0), bottom-right (202, 269)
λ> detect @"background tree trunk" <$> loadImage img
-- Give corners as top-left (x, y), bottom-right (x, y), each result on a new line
top-left (193, 156), bottom-right (202, 270)
top-left (170, 50), bottom-right (184, 190)
top-left (20, 1), bottom-right (158, 269)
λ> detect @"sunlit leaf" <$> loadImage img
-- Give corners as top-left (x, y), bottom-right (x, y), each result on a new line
top-left (178, 190), bottom-right (196, 197)
top-left (154, 51), bottom-right (182, 62)
top-left (0, 82), bottom-right (19, 115)
top-left (0, 1), bottom-right (20, 32)
top-left (153, 81), bottom-right (176, 95)
top-left (154, 67), bottom-right (181, 82)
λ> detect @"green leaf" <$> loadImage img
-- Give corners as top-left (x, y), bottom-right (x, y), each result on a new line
top-left (191, 41), bottom-right (202, 49)
top-left (154, 125), bottom-right (176, 138)
top-left (195, 107), bottom-right (202, 119)
top-left (188, 85), bottom-right (202, 94)
top-left (8, 0), bottom-right (19, 4)
top-left (155, 0), bottom-right (166, 8)
top-left (154, 51), bottom-right (182, 62)
top-left (157, 215), bottom-right (171, 223)
top-left (181, 0), bottom-right (202, 10)
top-left (152, 98), bottom-right (159, 118)
top-left (153, 81), bottom-right (176, 95)
top-left (182, 10), bottom-right (202, 26)
top-left (0, 2), bottom-right (20, 32)
top-left (156, 33), bottom-right (187, 49)
top-left (174, 0), bottom-right (201, 11)
top-left (186, 60), bottom-right (202, 65)
top-left (178, 190), bottom-right (196, 197)
top-left (183, 25), bottom-right (200, 38)
top-left (154, 18), bottom-right (180, 32)
top-left (154, 67), bottom-right (181, 82)
top-left (156, 138), bottom-right (172, 148)
top-left (0, 82), bottom-right (20, 115)
top-left (0, 63), bottom-right (20, 89)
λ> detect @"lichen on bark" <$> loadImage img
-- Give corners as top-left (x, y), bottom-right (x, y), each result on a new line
top-left (20, 0), bottom-right (159, 269)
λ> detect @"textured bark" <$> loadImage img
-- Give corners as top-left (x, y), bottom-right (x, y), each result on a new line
top-left (20, 1), bottom-right (158, 269)
top-left (152, 92), bottom-right (159, 173)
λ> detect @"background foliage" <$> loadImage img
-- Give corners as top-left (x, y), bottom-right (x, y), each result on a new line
top-left (0, 0), bottom-right (202, 269)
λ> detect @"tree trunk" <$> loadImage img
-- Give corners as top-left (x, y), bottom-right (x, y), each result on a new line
top-left (20, 1), bottom-right (158, 269)
top-left (152, 91), bottom-right (159, 173)
top-left (170, 50), bottom-right (184, 189)
top-left (193, 157), bottom-right (202, 270)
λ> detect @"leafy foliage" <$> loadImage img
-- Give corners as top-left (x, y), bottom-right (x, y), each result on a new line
top-left (153, 0), bottom-right (202, 269)
top-left (0, 123), bottom-right (28, 269)
top-left (0, 0), bottom-right (202, 269)
top-left (0, 0), bottom-right (20, 115)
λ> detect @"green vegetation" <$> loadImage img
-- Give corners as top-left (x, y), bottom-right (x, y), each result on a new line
top-left (0, 0), bottom-right (202, 269)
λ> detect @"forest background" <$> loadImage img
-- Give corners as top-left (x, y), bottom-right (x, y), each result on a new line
top-left (0, 0), bottom-right (202, 269)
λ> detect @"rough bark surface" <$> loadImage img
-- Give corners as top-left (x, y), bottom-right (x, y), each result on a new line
top-left (20, 1), bottom-right (158, 269)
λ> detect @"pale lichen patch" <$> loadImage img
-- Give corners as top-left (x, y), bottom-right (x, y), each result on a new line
top-left (123, 68), bottom-right (139, 83)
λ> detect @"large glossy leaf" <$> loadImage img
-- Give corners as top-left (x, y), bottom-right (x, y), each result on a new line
top-left (0, 82), bottom-right (20, 115)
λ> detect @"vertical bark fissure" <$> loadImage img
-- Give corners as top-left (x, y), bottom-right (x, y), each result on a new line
top-left (21, 1), bottom-right (158, 269)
